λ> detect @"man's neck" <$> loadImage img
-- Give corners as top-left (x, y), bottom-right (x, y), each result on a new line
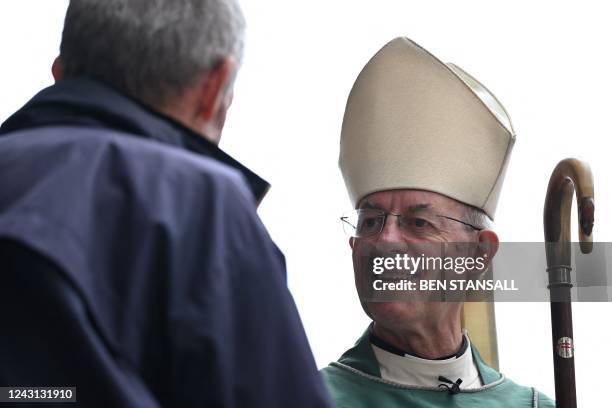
top-left (372, 321), bottom-right (463, 360)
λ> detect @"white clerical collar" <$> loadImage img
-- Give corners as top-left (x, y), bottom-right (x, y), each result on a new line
top-left (370, 329), bottom-right (483, 389)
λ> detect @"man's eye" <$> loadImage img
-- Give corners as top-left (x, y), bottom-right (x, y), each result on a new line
top-left (361, 218), bottom-right (378, 228)
top-left (413, 218), bottom-right (431, 228)
top-left (357, 216), bottom-right (382, 232)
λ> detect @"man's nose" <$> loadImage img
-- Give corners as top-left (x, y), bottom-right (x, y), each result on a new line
top-left (377, 214), bottom-right (404, 243)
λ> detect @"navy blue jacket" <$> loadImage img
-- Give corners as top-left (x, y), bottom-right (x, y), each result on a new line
top-left (0, 79), bottom-right (331, 407)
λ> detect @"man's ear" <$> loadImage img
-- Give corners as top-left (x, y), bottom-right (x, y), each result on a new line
top-left (477, 229), bottom-right (499, 269)
top-left (349, 237), bottom-right (355, 249)
top-left (199, 57), bottom-right (236, 122)
top-left (52, 56), bottom-right (63, 82)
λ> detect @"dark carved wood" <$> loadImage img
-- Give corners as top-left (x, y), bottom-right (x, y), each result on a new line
top-left (543, 158), bottom-right (594, 408)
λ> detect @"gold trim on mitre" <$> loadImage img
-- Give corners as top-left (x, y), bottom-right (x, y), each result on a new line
top-left (339, 37), bottom-right (516, 219)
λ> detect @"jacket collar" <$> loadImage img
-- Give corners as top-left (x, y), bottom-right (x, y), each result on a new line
top-left (0, 78), bottom-right (270, 204)
top-left (337, 324), bottom-right (501, 385)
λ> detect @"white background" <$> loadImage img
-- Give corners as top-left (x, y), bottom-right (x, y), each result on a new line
top-left (1, 1), bottom-right (610, 404)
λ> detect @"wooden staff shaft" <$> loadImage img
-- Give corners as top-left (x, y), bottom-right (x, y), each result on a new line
top-left (543, 158), bottom-right (594, 408)
top-left (550, 288), bottom-right (576, 407)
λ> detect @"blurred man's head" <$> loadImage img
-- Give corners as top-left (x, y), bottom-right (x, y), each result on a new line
top-left (52, 0), bottom-right (245, 144)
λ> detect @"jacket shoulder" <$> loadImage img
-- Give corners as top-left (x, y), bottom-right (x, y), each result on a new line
top-left (534, 388), bottom-right (555, 407)
top-left (320, 364), bottom-right (378, 408)
top-left (2, 125), bottom-right (247, 184)
top-left (1, 125), bottom-right (256, 213)
top-left (501, 378), bottom-right (555, 407)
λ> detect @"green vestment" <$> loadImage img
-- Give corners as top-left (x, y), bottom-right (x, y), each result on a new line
top-left (321, 328), bottom-right (555, 407)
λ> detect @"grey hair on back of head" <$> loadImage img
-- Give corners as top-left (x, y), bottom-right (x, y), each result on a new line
top-left (60, 0), bottom-right (245, 107)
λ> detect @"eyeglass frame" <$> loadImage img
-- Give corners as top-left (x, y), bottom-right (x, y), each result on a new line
top-left (340, 209), bottom-right (483, 238)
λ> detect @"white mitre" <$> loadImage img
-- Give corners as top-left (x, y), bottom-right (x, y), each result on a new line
top-left (339, 37), bottom-right (515, 219)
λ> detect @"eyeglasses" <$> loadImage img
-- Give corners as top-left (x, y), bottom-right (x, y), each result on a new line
top-left (340, 208), bottom-right (483, 238)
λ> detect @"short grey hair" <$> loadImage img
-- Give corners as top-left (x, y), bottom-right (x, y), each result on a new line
top-left (462, 203), bottom-right (492, 231)
top-left (60, 0), bottom-right (245, 106)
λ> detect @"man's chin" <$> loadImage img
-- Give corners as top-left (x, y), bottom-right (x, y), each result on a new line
top-left (361, 300), bottom-right (427, 326)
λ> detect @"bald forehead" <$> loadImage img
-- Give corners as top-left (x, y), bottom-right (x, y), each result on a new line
top-left (357, 189), bottom-right (464, 215)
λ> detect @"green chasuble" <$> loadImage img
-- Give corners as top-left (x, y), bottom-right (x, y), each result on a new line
top-left (321, 328), bottom-right (555, 407)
